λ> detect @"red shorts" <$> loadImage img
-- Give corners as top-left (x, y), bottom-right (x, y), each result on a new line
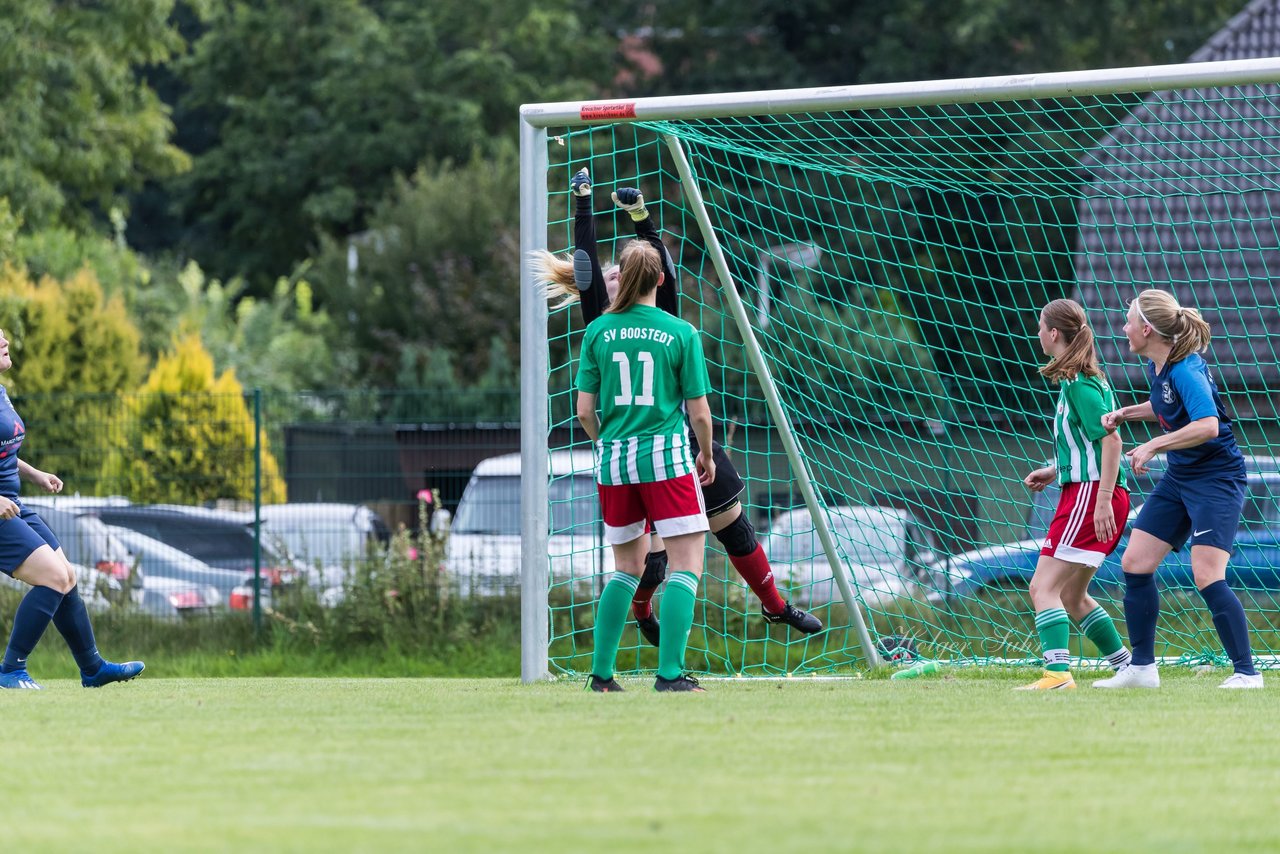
top-left (598, 474), bottom-right (709, 545)
top-left (1041, 481), bottom-right (1131, 568)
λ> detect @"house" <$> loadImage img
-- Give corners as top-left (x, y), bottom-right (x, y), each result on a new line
top-left (1074, 0), bottom-right (1280, 413)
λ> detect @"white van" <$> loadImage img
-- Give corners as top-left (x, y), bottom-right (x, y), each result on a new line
top-left (444, 450), bottom-right (614, 596)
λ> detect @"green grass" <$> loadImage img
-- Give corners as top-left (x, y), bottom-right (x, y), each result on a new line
top-left (7, 670), bottom-right (1280, 852)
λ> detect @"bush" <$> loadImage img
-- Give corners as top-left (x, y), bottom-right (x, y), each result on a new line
top-left (0, 263), bottom-right (145, 486)
top-left (101, 334), bottom-right (287, 503)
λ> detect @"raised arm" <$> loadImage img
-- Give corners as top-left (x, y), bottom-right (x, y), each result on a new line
top-left (572, 169), bottom-right (610, 325)
top-left (614, 187), bottom-right (679, 317)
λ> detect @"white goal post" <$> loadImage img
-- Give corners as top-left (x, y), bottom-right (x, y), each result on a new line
top-left (518, 56), bottom-right (1280, 683)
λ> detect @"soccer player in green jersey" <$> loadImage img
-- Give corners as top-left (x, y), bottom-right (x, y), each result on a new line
top-left (1016, 299), bottom-right (1133, 690)
top-left (576, 240), bottom-right (715, 693)
top-left (534, 169), bottom-right (821, 651)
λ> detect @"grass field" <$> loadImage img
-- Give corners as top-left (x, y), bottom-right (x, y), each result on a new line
top-left (7, 670), bottom-right (1280, 853)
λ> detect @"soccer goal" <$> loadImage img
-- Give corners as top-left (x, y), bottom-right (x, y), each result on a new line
top-left (519, 57), bottom-right (1280, 683)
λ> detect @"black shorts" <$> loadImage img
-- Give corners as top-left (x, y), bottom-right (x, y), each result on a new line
top-left (689, 436), bottom-right (745, 517)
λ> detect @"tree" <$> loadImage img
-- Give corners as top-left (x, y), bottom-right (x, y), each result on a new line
top-left (0, 0), bottom-right (189, 233)
top-left (102, 335), bottom-right (287, 504)
top-left (0, 264), bottom-right (147, 487)
top-left (149, 261), bottom-right (356, 395)
top-left (308, 148), bottom-right (522, 390)
top-left (167, 0), bottom-right (608, 286)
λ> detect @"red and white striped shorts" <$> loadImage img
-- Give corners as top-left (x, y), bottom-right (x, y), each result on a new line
top-left (597, 473), bottom-right (708, 545)
top-left (1040, 481), bottom-right (1131, 568)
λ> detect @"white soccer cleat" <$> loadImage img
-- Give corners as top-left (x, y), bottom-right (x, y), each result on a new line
top-left (1092, 663), bottom-right (1160, 689)
top-left (1219, 672), bottom-right (1264, 689)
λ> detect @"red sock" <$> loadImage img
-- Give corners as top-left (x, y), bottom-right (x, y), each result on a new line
top-left (632, 584), bottom-right (658, 620)
top-left (729, 545), bottom-right (787, 614)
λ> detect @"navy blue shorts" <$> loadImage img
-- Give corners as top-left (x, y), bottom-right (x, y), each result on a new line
top-left (1131, 467), bottom-right (1246, 554)
top-left (0, 505), bottom-right (60, 576)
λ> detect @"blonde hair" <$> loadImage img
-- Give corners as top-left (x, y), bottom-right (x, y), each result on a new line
top-left (529, 250), bottom-right (581, 307)
top-left (608, 241), bottom-right (662, 313)
top-left (1132, 289), bottom-right (1211, 364)
top-left (1039, 298), bottom-right (1102, 383)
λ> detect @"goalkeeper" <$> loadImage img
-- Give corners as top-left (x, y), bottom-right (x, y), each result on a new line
top-left (533, 168), bottom-right (822, 645)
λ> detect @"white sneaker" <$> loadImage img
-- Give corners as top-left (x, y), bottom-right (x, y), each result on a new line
top-left (1093, 663), bottom-right (1160, 689)
top-left (1219, 672), bottom-right (1264, 689)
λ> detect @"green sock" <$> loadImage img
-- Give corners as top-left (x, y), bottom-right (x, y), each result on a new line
top-left (592, 572), bottom-right (640, 680)
top-left (657, 571), bottom-right (700, 680)
top-left (1034, 607), bottom-right (1071, 672)
top-left (1079, 605), bottom-right (1131, 667)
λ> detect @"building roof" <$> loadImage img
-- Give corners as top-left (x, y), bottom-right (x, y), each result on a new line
top-left (1073, 0), bottom-right (1280, 398)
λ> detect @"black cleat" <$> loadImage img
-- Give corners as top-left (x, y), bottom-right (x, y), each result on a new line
top-left (636, 614), bottom-right (661, 648)
top-left (762, 601), bottom-right (824, 635)
top-left (587, 675), bottom-right (624, 693)
top-left (653, 674), bottom-right (706, 693)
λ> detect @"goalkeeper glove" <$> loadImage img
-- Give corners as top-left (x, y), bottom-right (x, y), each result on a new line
top-left (570, 168), bottom-right (592, 197)
top-left (611, 187), bottom-right (648, 221)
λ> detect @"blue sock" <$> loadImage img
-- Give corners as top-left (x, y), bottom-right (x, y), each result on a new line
top-left (1199, 580), bottom-right (1257, 675)
top-left (2, 586), bottom-right (65, 673)
top-left (1123, 572), bottom-right (1159, 666)
top-left (52, 586), bottom-right (104, 676)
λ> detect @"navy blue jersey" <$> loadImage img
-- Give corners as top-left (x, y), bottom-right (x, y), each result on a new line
top-left (0, 386), bottom-right (25, 499)
top-left (1146, 353), bottom-right (1243, 474)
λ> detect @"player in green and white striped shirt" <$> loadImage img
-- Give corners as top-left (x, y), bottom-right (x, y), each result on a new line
top-left (1017, 299), bottom-right (1133, 691)
top-left (576, 239), bottom-right (715, 693)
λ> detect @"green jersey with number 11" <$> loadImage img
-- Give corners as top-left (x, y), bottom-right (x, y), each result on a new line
top-left (576, 304), bottom-right (711, 485)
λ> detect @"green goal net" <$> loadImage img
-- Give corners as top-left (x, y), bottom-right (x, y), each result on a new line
top-left (522, 60), bottom-right (1280, 678)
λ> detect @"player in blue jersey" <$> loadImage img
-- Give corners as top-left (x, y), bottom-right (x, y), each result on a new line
top-left (0, 329), bottom-right (144, 690)
top-left (533, 169), bottom-right (822, 649)
top-left (1094, 289), bottom-right (1261, 689)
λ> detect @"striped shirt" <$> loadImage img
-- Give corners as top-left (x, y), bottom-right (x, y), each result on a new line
top-left (1053, 374), bottom-right (1127, 489)
top-left (597, 431), bottom-right (695, 485)
top-left (575, 304), bottom-right (711, 485)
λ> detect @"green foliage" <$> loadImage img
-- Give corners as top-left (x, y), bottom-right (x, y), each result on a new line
top-left (309, 148), bottom-right (523, 391)
top-left (15, 222), bottom-right (150, 297)
top-left (102, 334), bottom-right (287, 503)
top-left (171, 262), bottom-right (357, 394)
top-left (171, 0), bottom-right (609, 284)
top-left (0, 0), bottom-right (189, 233)
top-left (0, 265), bottom-right (146, 484)
top-left (292, 507), bottom-right (520, 654)
top-left (591, 0), bottom-right (1243, 94)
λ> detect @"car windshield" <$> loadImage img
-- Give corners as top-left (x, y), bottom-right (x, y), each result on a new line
top-left (451, 474), bottom-right (601, 536)
top-left (768, 509), bottom-right (906, 565)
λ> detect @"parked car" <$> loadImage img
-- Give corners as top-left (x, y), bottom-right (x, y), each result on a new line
top-left (945, 456), bottom-right (1280, 598)
top-left (258, 503), bottom-right (390, 584)
top-left (761, 504), bottom-right (941, 606)
top-left (17, 499), bottom-right (144, 609)
top-left (138, 573), bottom-right (224, 618)
top-left (105, 525), bottom-right (268, 613)
top-left (444, 450), bottom-right (614, 595)
top-left (93, 504), bottom-right (296, 588)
